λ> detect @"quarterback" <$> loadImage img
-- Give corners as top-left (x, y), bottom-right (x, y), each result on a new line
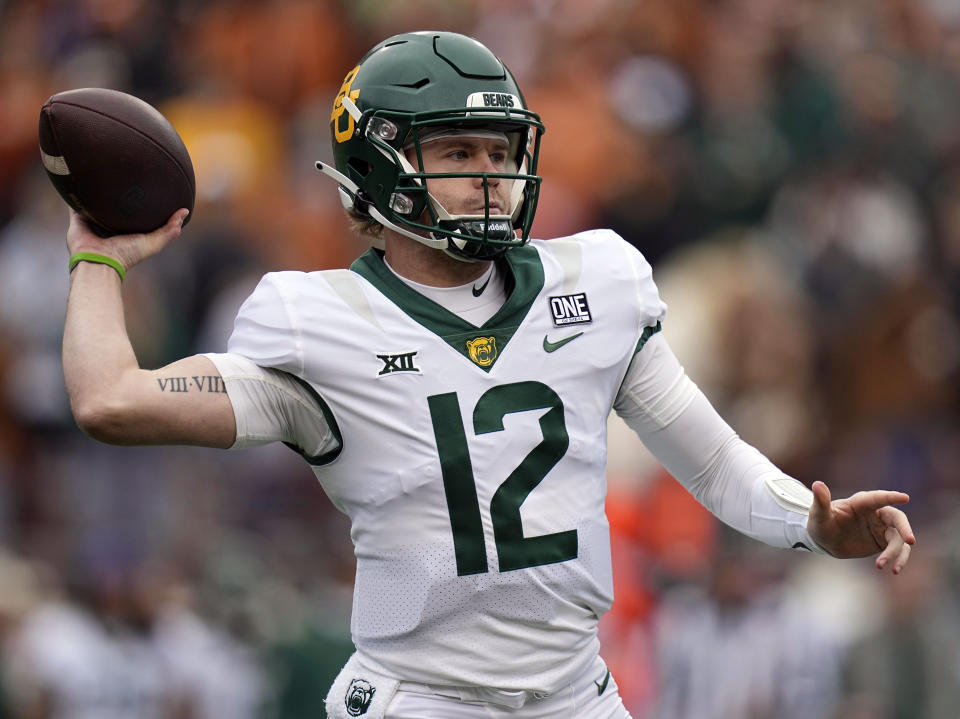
top-left (62, 32), bottom-right (915, 719)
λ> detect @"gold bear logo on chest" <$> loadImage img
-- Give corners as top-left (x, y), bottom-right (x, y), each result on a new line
top-left (465, 336), bottom-right (498, 367)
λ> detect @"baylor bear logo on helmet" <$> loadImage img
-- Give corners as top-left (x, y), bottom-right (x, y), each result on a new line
top-left (344, 678), bottom-right (376, 716)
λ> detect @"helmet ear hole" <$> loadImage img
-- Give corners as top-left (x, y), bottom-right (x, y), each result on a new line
top-left (348, 158), bottom-right (372, 178)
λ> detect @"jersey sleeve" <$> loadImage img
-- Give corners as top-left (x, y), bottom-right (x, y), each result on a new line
top-left (226, 273), bottom-right (303, 375)
top-left (203, 352), bottom-right (341, 461)
top-left (565, 229), bottom-right (667, 334)
top-left (584, 229), bottom-right (666, 332)
top-left (206, 273), bottom-right (342, 462)
top-left (619, 233), bottom-right (668, 332)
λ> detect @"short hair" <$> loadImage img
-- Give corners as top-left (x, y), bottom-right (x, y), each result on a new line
top-left (346, 207), bottom-right (384, 242)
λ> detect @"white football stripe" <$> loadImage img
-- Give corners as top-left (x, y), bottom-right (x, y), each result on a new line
top-left (40, 150), bottom-right (70, 175)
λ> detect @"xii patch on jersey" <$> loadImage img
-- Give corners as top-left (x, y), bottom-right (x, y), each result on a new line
top-left (376, 351), bottom-right (420, 376)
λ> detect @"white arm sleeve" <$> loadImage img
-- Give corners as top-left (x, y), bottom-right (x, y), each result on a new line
top-left (204, 352), bottom-right (341, 462)
top-left (614, 332), bottom-right (827, 553)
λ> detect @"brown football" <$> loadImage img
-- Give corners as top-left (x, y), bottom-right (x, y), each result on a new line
top-left (38, 88), bottom-right (195, 237)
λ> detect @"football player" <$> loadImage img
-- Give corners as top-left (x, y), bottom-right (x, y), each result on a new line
top-left (62, 31), bottom-right (915, 719)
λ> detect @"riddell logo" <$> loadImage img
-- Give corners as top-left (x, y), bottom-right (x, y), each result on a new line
top-left (549, 293), bottom-right (592, 326)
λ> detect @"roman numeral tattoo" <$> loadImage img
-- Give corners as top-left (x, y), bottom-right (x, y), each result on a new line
top-left (156, 376), bottom-right (226, 393)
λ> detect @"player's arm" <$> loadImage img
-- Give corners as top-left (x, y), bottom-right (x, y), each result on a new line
top-left (63, 208), bottom-right (235, 448)
top-left (615, 331), bottom-right (915, 572)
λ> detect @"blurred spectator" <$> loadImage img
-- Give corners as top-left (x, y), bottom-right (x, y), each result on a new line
top-left (649, 532), bottom-right (841, 719)
top-left (0, 170), bottom-right (73, 430)
top-left (153, 591), bottom-right (269, 719)
top-left (601, 468), bottom-right (718, 717)
top-left (3, 559), bottom-right (184, 719)
top-left (836, 546), bottom-right (960, 719)
top-left (0, 550), bottom-right (48, 719)
top-left (652, 234), bottom-right (825, 469)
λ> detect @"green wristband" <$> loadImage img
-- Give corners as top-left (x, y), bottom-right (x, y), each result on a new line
top-left (68, 252), bottom-right (126, 282)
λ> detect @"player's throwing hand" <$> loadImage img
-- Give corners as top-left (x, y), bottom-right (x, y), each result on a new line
top-left (66, 208), bottom-right (189, 277)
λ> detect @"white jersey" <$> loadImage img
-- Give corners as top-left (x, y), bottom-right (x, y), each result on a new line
top-left (214, 229), bottom-right (665, 693)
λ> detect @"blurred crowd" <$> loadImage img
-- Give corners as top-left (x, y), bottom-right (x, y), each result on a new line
top-left (2, 0), bottom-right (960, 717)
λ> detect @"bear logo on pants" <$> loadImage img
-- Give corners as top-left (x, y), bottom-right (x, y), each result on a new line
top-left (345, 678), bottom-right (376, 716)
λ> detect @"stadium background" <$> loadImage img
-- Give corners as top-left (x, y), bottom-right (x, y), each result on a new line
top-left (1, 0), bottom-right (960, 716)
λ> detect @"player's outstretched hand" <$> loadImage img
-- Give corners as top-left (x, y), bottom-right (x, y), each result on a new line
top-left (807, 480), bottom-right (915, 573)
top-left (66, 208), bottom-right (189, 274)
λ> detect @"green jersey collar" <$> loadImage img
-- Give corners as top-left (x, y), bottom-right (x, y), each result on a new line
top-left (350, 246), bottom-right (545, 372)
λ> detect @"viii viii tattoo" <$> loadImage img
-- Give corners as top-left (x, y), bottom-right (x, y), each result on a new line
top-left (157, 376), bottom-right (226, 393)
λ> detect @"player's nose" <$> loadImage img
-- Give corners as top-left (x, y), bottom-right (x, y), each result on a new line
top-left (472, 159), bottom-right (502, 188)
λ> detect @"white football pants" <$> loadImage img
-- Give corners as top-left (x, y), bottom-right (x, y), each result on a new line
top-left (385, 655), bottom-right (632, 718)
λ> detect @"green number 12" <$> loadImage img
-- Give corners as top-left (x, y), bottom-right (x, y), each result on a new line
top-left (427, 381), bottom-right (578, 576)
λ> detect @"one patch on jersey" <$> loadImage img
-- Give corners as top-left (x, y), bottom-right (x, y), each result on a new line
top-left (376, 350), bottom-right (420, 377)
top-left (549, 292), bottom-right (592, 326)
top-left (466, 335), bottom-right (498, 367)
top-left (344, 678), bottom-right (376, 716)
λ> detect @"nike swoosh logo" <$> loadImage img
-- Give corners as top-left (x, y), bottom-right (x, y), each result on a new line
top-left (594, 669), bottom-right (611, 696)
top-left (472, 277), bottom-right (491, 297)
top-left (543, 332), bottom-right (583, 353)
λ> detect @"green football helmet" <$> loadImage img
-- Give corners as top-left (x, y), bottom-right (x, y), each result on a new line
top-left (316, 31), bottom-right (545, 262)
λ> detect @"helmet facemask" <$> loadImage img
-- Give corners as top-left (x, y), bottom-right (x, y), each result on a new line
top-left (338, 109), bottom-right (542, 262)
top-left (393, 121), bottom-right (539, 261)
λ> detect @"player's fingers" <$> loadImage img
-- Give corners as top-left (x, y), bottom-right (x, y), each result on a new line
top-left (851, 490), bottom-right (910, 515)
top-left (893, 538), bottom-right (913, 574)
top-left (877, 526), bottom-right (913, 574)
top-left (136, 209), bottom-right (189, 256)
top-left (172, 208), bottom-right (190, 227)
top-left (809, 480), bottom-right (832, 522)
top-left (877, 505), bottom-right (916, 545)
top-left (150, 208), bottom-right (189, 242)
top-left (875, 527), bottom-right (902, 570)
